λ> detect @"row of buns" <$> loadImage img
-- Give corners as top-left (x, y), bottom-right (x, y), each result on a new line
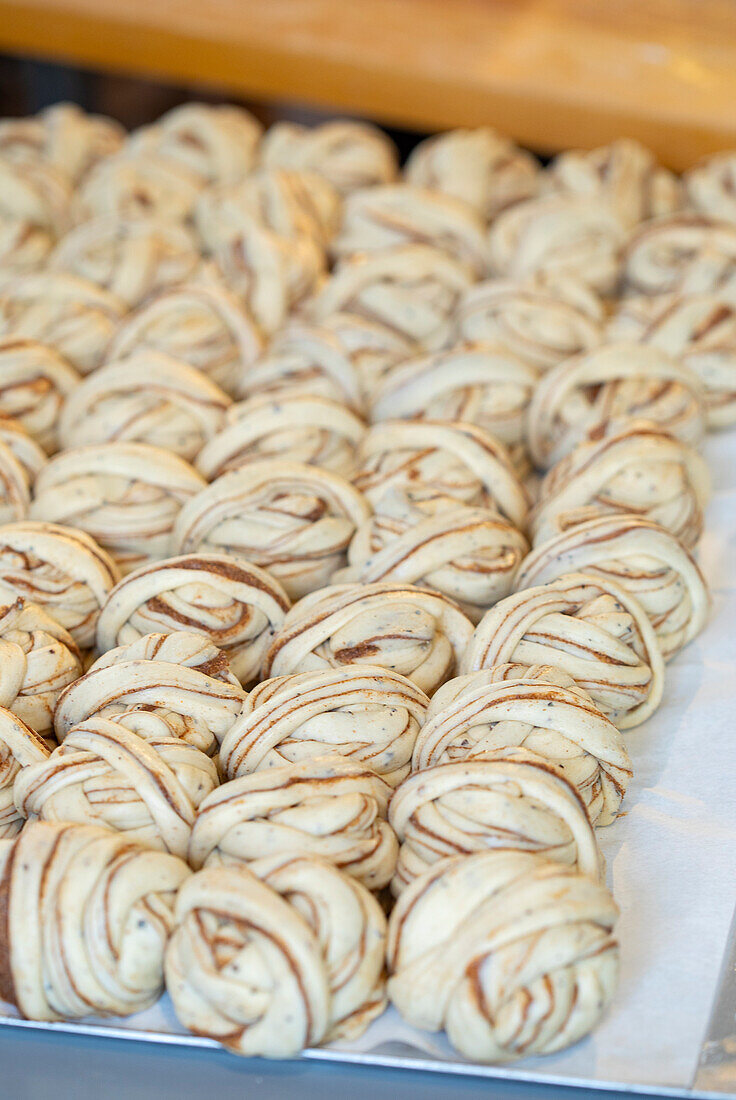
top-left (0, 98), bottom-right (726, 1066)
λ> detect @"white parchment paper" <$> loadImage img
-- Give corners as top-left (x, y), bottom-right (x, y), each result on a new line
top-left (3, 431), bottom-right (736, 1093)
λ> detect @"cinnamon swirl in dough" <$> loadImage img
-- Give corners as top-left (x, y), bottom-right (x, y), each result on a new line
top-left (50, 216), bottom-right (201, 308)
top-left (0, 158), bottom-right (71, 273)
top-left (516, 514), bottom-right (710, 660)
top-left (0, 102), bottom-right (123, 183)
top-left (261, 119), bottom-right (398, 195)
top-left (126, 103), bottom-right (261, 187)
top-left (30, 442), bottom-right (206, 574)
top-left (196, 391), bottom-right (365, 479)
top-left (165, 857), bottom-right (385, 1054)
top-left (0, 339), bottom-right (79, 452)
top-left (58, 352), bottom-right (231, 460)
top-left (234, 322), bottom-right (363, 410)
top-left (219, 664), bottom-right (429, 785)
top-left (72, 151), bottom-right (202, 225)
top-left (369, 343), bottom-right (538, 466)
top-left (530, 423), bottom-right (710, 549)
top-left (527, 343), bottom-right (706, 468)
top-left (684, 153), bottom-right (736, 225)
top-left (0, 592), bottom-right (81, 739)
top-left (622, 214), bottom-right (736, 297)
top-left (53, 630), bottom-right (245, 755)
top-left (0, 272), bottom-right (124, 375)
top-left (353, 420), bottom-right (529, 526)
top-left (387, 850), bottom-right (618, 1062)
top-left (389, 750), bottom-right (603, 893)
top-left (487, 194), bottom-right (626, 295)
top-left (453, 274), bottom-right (604, 372)
top-left (546, 139), bottom-right (682, 227)
top-left (108, 280), bottom-right (262, 397)
top-left (405, 127), bottom-right (542, 219)
top-left (333, 184), bottom-right (488, 275)
top-left (15, 715), bottom-right (218, 857)
top-left (189, 755), bottom-right (397, 890)
top-left (96, 553), bottom-right (289, 685)
top-left (609, 292), bottom-right (736, 428)
top-left (196, 166), bottom-right (341, 250)
top-left (0, 706), bottom-right (49, 837)
top-left (172, 460), bottom-right (370, 601)
top-left (413, 671), bottom-right (631, 826)
top-left (462, 572), bottom-right (664, 728)
top-left (306, 244), bottom-right (475, 348)
top-left (0, 820), bottom-right (190, 1019)
top-left (339, 495), bottom-right (528, 622)
top-left (0, 521), bottom-right (119, 648)
top-left (263, 581), bottom-right (473, 695)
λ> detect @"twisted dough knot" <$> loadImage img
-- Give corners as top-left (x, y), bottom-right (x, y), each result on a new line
top-left (527, 343), bottom-right (706, 469)
top-left (54, 630), bottom-right (245, 755)
top-left (0, 520), bottom-right (120, 649)
top-left (0, 428), bottom-right (41, 525)
top-left (684, 153), bottom-right (736, 225)
top-left (516, 514), bottom-right (710, 660)
top-left (453, 274), bottom-right (604, 372)
top-left (211, 211), bottom-right (325, 335)
top-left (30, 442), bottom-right (206, 575)
top-left (0, 706), bottom-right (48, 837)
top-left (108, 280), bottom-right (262, 398)
top-left (0, 338), bottom-right (80, 451)
top-left (609, 292), bottom-right (736, 428)
top-left (368, 343), bottom-right (538, 464)
top-left (263, 581), bottom-right (473, 695)
top-left (546, 139), bottom-right (682, 228)
top-left (332, 184), bottom-right (489, 276)
top-left (0, 158), bottom-right (71, 273)
top-left (72, 151), bottom-right (202, 225)
top-left (126, 103), bottom-right (261, 187)
top-left (172, 460), bottom-right (370, 601)
top-left (196, 167), bottom-right (341, 250)
top-left (234, 322), bottom-right (363, 410)
top-left (306, 244), bottom-right (475, 348)
top-left (320, 311), bottom-right (416, 400)
top-left (261, 119), bottom-right (398, 195)
top-left (0, 272), bottom-right (124, 375)
top-left (14, 716), bottom-right (219, 857)
top-left (50, 215), bottom-right (201, 308)
top-left (338, 494), bottom-right (528, 623)
top-left (404, 127), bottom-right (542, 219)
top-left (388, 750), bottom-right (603, 894)
top-left (0, 103), bottom-right (124, 183)
top-left (531, 423), bottom-right (711, 550)
top-left (487, 194), bottom-right (626, 295)
top-left (353, 420), bottom-right (529, 527)
top-left (219, 664), bottom-right (429, 786)
top-left (622, 214), bottom-right (736, 297)
top-left (166, 855), bottom-right (386, 1055)
top-left (189, 755), bottom-right (397, 890)
top-left (387, 850), bottom-right (619, 1063)
top-left (0, 593), bottom-right (81, 737)
top-left (0, 820), bottom-right (190, 1019)
top-left (461, 571), bottom-right (665, 728)
top-left (196, 391), bottom-right (366, 480)
top-left (96, 552), bottom-right (290, 686)
top-left (58, 352), bottom-right (231, 460)
top-left (413, 672), bottom-right (631, 827)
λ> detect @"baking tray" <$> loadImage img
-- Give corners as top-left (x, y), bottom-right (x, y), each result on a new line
top-left (2, 429), bottom-right (736, 1098)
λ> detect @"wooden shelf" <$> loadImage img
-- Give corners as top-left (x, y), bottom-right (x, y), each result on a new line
top-left (1, 0), bottom-right (736, 168)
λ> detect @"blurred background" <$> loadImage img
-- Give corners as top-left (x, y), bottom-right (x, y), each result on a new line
top-left (1, 0), bottom-right (736, 167)
top-left (0, 55), bottom-right (426, 160)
